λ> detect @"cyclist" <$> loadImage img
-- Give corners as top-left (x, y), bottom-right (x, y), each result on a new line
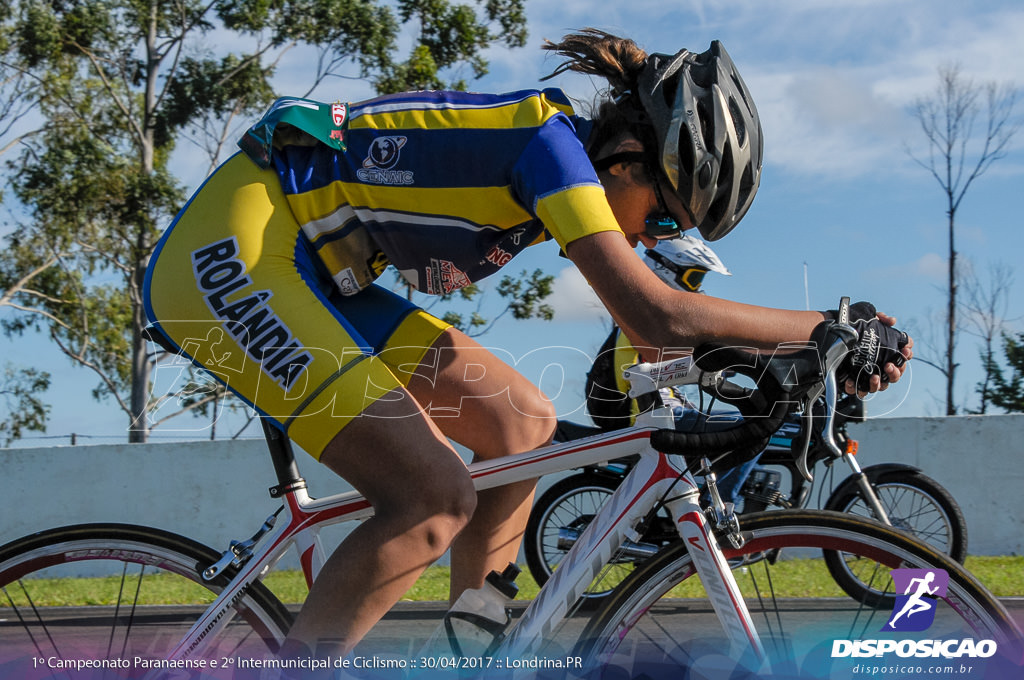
top-left (585, 234), bottom-right (762, 507)
top-left (144, 28), bottom-right (912, 657)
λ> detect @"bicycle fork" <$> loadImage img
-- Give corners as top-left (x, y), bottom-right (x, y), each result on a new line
top-left (664, 477), bottom-right (768, 666)
top-left (500, 448), bottom-right (767, 669)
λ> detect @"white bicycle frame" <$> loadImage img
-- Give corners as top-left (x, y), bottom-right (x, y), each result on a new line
top-left (164, 353), bottom-right (780, 667)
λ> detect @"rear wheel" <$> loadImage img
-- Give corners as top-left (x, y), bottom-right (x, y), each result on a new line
top-left (573, 510), bottom-right (1021, 679)
top-left (0, 524), bottom-right (291, 673)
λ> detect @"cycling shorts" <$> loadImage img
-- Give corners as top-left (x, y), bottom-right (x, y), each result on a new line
top-left (143, 154), bottom-right (450, 458)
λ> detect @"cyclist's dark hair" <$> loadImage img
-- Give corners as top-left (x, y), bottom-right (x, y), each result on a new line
top-left (541, 29), bottom-right (654, 158)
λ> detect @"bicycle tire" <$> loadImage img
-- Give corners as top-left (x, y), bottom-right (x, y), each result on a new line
top-left (824, 467), bottom-right (969, 607)
top-left (0, 523), bottom-right (292, 670)
top-left (524, 472), bottom-right (672, 604)
top-left (573, 510), bottom-right (1021, 679)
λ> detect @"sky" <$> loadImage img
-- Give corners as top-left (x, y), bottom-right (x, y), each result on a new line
top-left (3, 0), bottom-right (1024, 447)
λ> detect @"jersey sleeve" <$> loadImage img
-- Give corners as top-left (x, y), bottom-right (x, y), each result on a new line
top-left (512, 115), bottom-right (622, 249)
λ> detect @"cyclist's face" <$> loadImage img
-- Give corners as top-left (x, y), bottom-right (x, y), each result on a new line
top-left (602, 165), bottom-right (693, 248)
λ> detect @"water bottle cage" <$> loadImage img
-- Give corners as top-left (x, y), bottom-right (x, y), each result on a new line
top-left (442, 610), bottom-right (510, 657)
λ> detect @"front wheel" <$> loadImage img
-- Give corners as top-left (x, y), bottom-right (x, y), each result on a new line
top-left (573, 510), bottom-right (1021, 679)
top-left (0, 524), bottom-right (292, 672)
top-left (824, 467), bottom-right (968, 607)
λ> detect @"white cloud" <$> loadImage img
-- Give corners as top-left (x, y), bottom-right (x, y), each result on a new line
top-left (546, 266), bottom-right (610, 322)
top-left (874, 253), bottom-right (947, 281)
top-left (754, 67), bottom-right (913, 178)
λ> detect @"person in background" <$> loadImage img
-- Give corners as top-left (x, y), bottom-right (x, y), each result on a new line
top-left (583, 235), bottom-right (761, 506)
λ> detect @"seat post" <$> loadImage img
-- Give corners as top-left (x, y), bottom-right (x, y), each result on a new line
top-left (261, 419), bottom-right (307, 497)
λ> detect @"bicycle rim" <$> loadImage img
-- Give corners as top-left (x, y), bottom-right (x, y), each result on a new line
top-left (0, 524), bottom-right (291, 673)
top-left (574, 510), bottom-right (1022, 679)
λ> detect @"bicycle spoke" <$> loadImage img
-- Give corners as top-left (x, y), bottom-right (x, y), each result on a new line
top-left (575, 511), bottom-right (1020, 678)
top-left (0, 526), bottom-right (290, 672)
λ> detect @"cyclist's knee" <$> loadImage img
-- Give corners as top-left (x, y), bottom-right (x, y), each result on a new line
top-left (381, 473), bottom-right (477, 554)
top-left (498, 392), bottom-right (557, 454)
top-left (516, 395), bottom-right (558, 446)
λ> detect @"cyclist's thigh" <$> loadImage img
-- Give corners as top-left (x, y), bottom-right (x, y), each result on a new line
top-left (143, 154), bottom-right (406, 458)
top-left (398, 327), bottom-right (557, 459)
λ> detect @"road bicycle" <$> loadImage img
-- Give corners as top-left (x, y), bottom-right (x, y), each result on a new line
top-left (526, 390), bottom-right (967, 606)
top-left (2, 302), bottom-right (1021, 679)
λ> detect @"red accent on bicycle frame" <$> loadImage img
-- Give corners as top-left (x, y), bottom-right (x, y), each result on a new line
top-left (587, 452), bottom-right (694, 553)
top-left (678, 510), bottom-right (759, 647)
top-left (469, 430), bottom-right (653, 482)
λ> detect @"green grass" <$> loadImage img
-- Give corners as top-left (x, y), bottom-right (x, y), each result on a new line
top-left (3, 557), bottom-right (1021, 607)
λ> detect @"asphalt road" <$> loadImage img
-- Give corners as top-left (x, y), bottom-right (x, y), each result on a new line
top-left (3, 599), bottom-right (1023, 679)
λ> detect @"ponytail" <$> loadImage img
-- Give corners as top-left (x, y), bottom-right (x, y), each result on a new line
top-left (541, 28), bottom-right (648, 97)
top-left (541, 29), bottom-right (653, 159)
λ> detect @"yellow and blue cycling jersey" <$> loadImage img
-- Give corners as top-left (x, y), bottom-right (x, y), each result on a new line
top-left (144, 89), bottom-right (622, 458)
top-left (252, 89), bottom-right (620, 296)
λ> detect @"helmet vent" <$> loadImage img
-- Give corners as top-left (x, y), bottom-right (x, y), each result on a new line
top-left (696, 101), bottom-right (713, 150)
top-left (728, 98), bottom-right (746, 146)
top-left (718, 144), bottom-right (734, 185)
top-left (676, 127), bottom-right (695, 176)
top-left (698, 162), bottom-right (712, 189)
top-left (730, 72), bottom-right (752, 111)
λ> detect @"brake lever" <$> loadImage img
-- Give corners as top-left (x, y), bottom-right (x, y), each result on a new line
top-left (794, 297), bottom-right (861, 480)
top-left (794, 383), bottom-right (824, 483)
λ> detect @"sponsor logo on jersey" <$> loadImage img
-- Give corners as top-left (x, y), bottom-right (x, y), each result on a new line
top-left (335, 267), bottom-right (359, 296)
top-left (485, 245), bottom-right (513, 267)
top-left (425, 258), bottom-right (471, 295)
top-left (191, 237), bottom-right (313, 391)
top-left (331, 102), bottom-right (347, 127)
top-left (357, 136), bottom-right (414, 185)
top-left (367, 251), bottom-right (390, 278)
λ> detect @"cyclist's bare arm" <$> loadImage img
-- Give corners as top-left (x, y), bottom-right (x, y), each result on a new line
top-left (567, 230), bottom-right (911, 393)
top-left (566, 230), bottom-right (827, 350)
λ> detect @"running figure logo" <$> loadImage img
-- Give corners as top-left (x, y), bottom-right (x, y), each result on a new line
top-left (884, 568), bottom-right (950, 632)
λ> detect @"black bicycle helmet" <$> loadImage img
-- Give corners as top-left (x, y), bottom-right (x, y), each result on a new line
top-left (633, 41), bottom-right (763, 241)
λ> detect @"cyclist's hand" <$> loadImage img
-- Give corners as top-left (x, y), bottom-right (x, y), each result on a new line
top-left (841, 314), bottom-right (913, 395)
top-left (824, 300), bottom-right (878, 324)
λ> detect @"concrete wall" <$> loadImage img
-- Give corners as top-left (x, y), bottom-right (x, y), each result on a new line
top-left (844, 414), bottom-right (1024, 558)
top-left (2, 414), bottom-right (1021, 576)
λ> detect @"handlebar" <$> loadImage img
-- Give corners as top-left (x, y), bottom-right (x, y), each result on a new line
top-left (646, 298), bottom-right (859, 476)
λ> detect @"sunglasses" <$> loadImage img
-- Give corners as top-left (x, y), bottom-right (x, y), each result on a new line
top-left (643, 164), bottom-right (684, 241)
top-left (591, 152), bottom-right (685, 241)
top-left (645, 249), bottom-right (708, 292)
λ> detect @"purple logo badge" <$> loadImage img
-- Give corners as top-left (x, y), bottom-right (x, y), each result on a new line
top-left (884, 568), bottom-right (949, 632)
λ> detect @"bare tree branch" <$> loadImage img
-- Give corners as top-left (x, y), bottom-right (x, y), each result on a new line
top-left (905, 63), bottom-right (1018, 415)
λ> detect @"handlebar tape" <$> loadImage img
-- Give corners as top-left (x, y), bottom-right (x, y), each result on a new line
top-left (649, 342), bottom-right (795, 462)
top-left (649, 397), bottom-right (789, 461)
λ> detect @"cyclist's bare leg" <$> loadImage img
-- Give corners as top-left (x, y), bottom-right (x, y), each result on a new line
top-left (405, 327), bottom-right (557, 601)
top-left (284, 389), bottom-right (477, 657)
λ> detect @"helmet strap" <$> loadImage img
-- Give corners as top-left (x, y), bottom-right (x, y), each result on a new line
top-left (591, 151), bottom-right (648, 173)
